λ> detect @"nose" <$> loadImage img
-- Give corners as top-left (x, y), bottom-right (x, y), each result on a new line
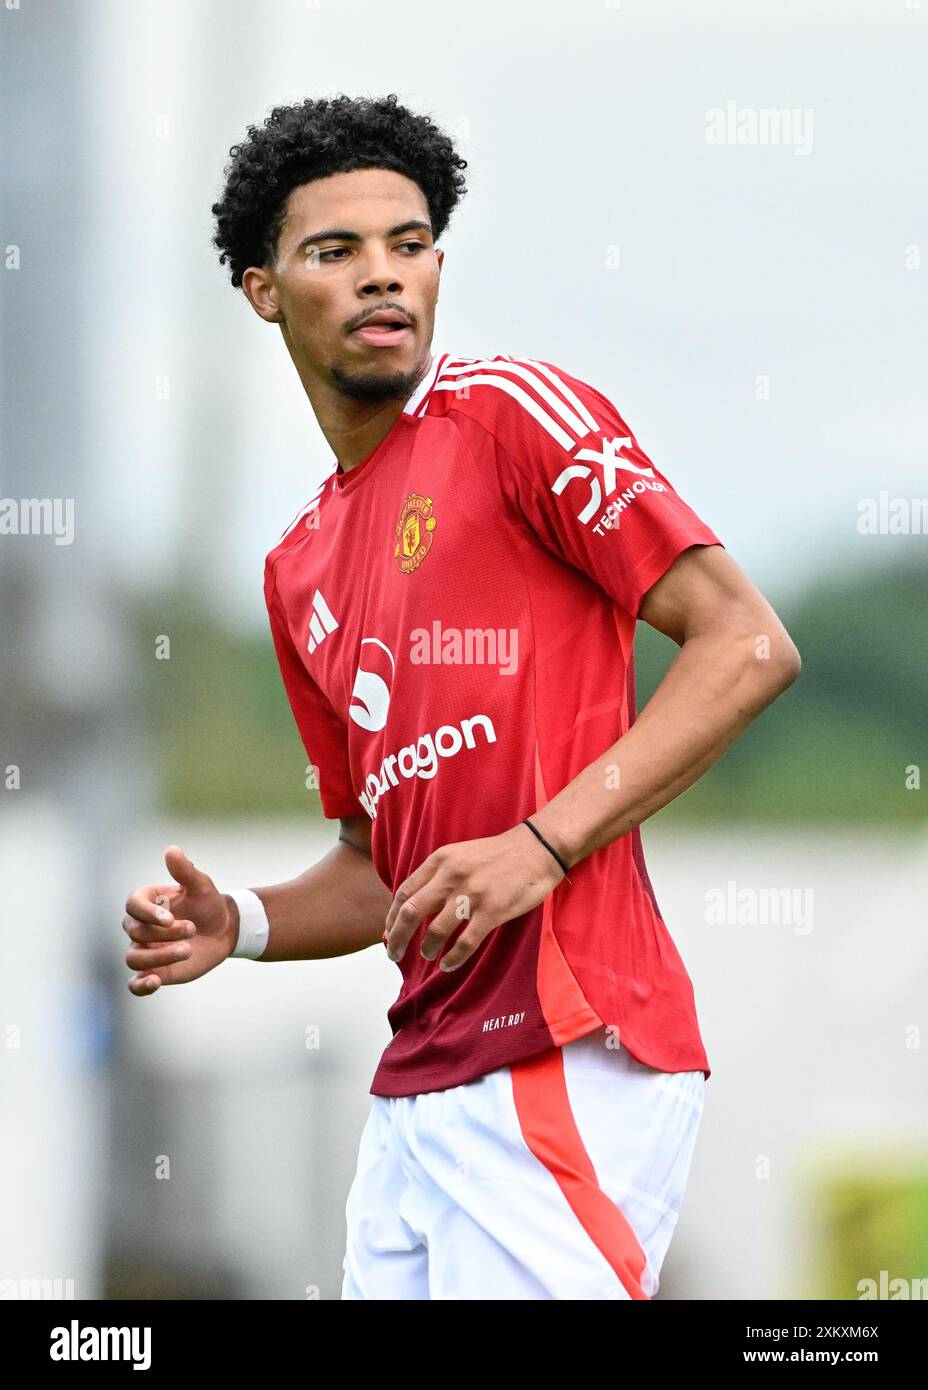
top-left (356, 243), bottom-right (404, 297)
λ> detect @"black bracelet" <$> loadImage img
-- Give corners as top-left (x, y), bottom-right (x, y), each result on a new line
top-left (522, 818), bottom-right (572, 882)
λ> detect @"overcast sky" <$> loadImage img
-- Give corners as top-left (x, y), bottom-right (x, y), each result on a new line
top-left (66, 0), bottom-right (928, 624)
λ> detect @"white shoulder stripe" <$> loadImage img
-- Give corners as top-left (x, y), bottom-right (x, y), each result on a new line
top-left (517, 358), bottom-right (599, 435)
top-left (433, 357), bottom-right (599, 444)
top-left (432, 371), bottom-right (577, 451)
top-left (436, 358), bottom-right (592, 436)
top-left (411, 355), bottom-right (476, 417)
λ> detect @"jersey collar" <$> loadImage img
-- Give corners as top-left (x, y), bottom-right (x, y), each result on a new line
top-left (402, 344), bottom-right (446, 416)
top-left (331, 344), bottom-right (447, 493)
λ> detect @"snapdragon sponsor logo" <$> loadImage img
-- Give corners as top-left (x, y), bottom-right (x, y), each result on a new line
top-left (705, 101), bottom-right (814, 156)
top-left (856, 491), bottom-right (928, 534)
top-left (49, 1319), bottom-right (151, 1370)
top-left (409, 621), bottom-right (519, 675)
top-left (359, 714), bottom-right (497, 819)
top-left (349, 639), bottom-right (394, 731)
top-left (705, 880), bottom-right (813, 935)
top-left (0, 496), bottom-right (74, 545)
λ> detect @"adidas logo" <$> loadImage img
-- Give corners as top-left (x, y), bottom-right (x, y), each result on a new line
top-left (307, 589), bottom-right (339, 655)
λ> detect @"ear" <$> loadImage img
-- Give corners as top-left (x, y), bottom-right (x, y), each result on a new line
top-left (242, 266), bottom-right (284, 324)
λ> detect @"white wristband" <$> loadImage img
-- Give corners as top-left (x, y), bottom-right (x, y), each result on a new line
top-left (228, 888), bottom-right (270, 960)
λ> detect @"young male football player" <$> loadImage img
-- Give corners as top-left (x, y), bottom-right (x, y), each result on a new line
top-left (123, 94), bottom-right (800, 1300)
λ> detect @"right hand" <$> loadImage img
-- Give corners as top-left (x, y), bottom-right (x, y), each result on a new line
top-left (123, 845), bottom-right (239, 996)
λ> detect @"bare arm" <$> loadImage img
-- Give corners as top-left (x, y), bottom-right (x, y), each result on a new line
top-left (235, 816), bottom-right (391, 962)
top-left (529, 543), bottom-right (802, 863)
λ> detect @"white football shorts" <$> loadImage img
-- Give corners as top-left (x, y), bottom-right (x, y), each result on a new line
top-left (341, 1026), bottom-right (706, 1300)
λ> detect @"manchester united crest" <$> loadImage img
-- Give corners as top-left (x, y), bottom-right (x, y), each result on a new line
top-left (393, 493), bottom-right (437, 573)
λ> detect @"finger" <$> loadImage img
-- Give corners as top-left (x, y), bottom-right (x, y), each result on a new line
top-left (128, 952), bottom-right (196, 992)
top-left (385, 849), bottom-right (448, 936)
top-left (418, 898), bottom-right (470, 962)
top-left (122, 915), bottom-right (195, 945)
top-left (164, 845), bottom-right (214, 896)
top-left (124, 886), bottom-right (181, 927)
top-left (128, 972), bottom-right (163, 996)
top-left (126, 941), bottom-right (193, 971)
top-left (385, 876), bottom-right (418, 938)
top-left (384, 875), bottom-right (449, 963)
top-left (434, 915), bottom-right (495, 973)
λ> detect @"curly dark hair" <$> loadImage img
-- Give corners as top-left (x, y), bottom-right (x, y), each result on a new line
top-left (211, 93), bottom-right (468, 289)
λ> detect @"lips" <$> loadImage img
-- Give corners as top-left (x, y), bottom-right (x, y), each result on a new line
top-left (352, 309), bottom-right (411, 332)
top-left (351, 313), bottom-right (413, 347)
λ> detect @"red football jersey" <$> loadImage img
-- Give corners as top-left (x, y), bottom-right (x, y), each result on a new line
top-left (264, 349), bottom-right (724, 1097)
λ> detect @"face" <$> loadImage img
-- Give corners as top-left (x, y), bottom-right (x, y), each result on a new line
top-left (243, 167), bottom-right (443, 405)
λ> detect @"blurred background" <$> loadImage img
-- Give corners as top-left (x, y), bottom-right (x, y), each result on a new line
top-left (1, 0), bottom-right (925, 1300)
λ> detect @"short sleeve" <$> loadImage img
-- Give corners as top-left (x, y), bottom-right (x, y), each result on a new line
top-left (490, 361), bottom-right (724, 618)
top-left (264, 561), bottom-right (360, 819)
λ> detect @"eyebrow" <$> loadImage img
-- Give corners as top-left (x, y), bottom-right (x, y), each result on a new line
top-left (295, 220), bottom-right (433, 254)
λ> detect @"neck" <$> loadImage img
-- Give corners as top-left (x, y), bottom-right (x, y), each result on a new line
top-left (328, 396), bottom-right (410, 475)
top-left (284, 330), bottom-right (434, 474)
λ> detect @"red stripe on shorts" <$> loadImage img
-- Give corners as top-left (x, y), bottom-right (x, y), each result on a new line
top-left (510, 1043), bottom-right (650, 1299)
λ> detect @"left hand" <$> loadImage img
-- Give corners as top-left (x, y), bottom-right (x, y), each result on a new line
top-left (383, 823), bottom-right (567, 973)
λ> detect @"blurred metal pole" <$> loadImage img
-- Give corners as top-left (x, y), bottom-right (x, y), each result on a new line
top-left (0, 2), bottom-right (140, 1298)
